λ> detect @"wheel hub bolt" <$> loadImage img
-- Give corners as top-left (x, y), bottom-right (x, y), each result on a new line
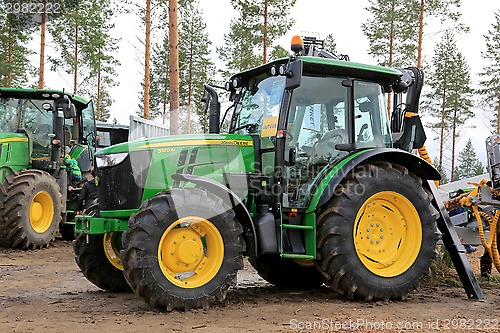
top-left (376, 223), bottom-right (380, 227)
top-left (376, 240), bottom-right (380, 244)
top-left (367, 235), bottom-right (370, 239)
top-left (380, 235), bottom-right (384, 239)
top-left (367, 228), bottom-right (371, 232)
top-left (371, 240), bottom-right (374, 244)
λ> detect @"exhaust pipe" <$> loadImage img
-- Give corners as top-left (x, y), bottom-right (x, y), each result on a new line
top-left (203, 84), bottom-right (220, 134)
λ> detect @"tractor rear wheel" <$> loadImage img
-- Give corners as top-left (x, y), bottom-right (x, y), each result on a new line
top-left (121, 188), bottom-right (245, 311)
top-left (249, 255), bottom-right (323, 289)
top-left (0, 170), bottom-right (62, 249)
top-left (0, 183), bottom-right (10, 247)
top-left (73, 232), bottom-right (131, 292)
top-left (317, 162), bottom-right (438, 301)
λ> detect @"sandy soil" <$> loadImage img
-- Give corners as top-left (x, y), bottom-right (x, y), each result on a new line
top-left (1, 241), bottom-right (499, 333)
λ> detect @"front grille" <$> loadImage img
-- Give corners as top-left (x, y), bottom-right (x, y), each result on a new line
top-left (96, 150), bottom-right (152, 211)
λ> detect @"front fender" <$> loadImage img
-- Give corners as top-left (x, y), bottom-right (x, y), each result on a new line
top-left (171, 173), bottom-right (258, 257)
top-left (307, 148), bottom-right (441, 212)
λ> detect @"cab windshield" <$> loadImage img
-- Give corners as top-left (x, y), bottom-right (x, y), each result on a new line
top-left (0, 98), bottom-right (52, 134)
top-left (231, 76), bottom-right (285, 137)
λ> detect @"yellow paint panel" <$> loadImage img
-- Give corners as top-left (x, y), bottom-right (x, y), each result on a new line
top-left (0, 138), bottom-right (28, 143)
top-left (261, 116), bottom-right (278, 137)
top-left (139, 139), bottom-right (253, 149)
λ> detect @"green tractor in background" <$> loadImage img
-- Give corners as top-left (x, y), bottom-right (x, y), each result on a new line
top-left (0, 88), bottom-right (96, 249)
top-left (75, 36), bottom-right (482, 310)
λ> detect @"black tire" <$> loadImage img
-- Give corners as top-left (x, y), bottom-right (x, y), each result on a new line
top-left (0, 170), bottom-right (62, 249)
top-left (59, 223), bottom-right (76, 241)
top-left (317, 162), bottom-right (438, 301)
top-left (249, 255), bottom-right (323, 289)
top-left (121, 188), bottom-right (245, 311)
top-left (73, 232), bottom-right (131, 292)
top-left (0, 183), bottom-right (10, 247)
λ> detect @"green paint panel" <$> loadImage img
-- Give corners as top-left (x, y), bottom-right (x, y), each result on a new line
top-left (0, 133), bottom-right (30, 183)
top-left (79, 134), bottom-right (256, 233)
top-left (75, 215), bottom-right (128, 234)
top-left (305, 150), bottom-right (371, 214)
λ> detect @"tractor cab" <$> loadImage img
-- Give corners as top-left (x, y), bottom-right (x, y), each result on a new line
top-left (0, 88), bottom-right (96, 249)
top-left (0, 88), bottom-right (96, 179)
top-left (229, 61), bottom-right (394, 209)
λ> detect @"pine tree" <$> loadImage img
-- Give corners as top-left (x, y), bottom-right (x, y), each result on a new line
top-left (218, 0), bottom-right (296, 74)
top-left (0, 7), bottom-right (35, 87)
top-left (141, 35), bottom-right (170, 123)
top-left (362, 0), bottom-right (420, 67)
top-left (48, 1), bottom-right (86, 93)
top-left (434, 157), bottom-right (449, 185)
top-left (268, 45), bottom-right (289, 61)
top-left (145, 0), bottom-right (214, 132)
top-left (425, 31), bottom-right (474, 181)
top-left (454, 139), bottom-right (485, 180)
top-left (178, 0), bottom-right (214, 133)
top-left (133, 0), bottom-right (168, 119)
top-left (168, 0), bottom-right (180, 135)
top-left (417, 0), bottom-right (466, 67)
top-left (323, 33), bottom-right (337, 54)
top-left (79, 0), bottom-right (120, 122)
top-left (49, 0), bottom-right (120, 121)
top-left (478, 11), bottom-right (500, 134)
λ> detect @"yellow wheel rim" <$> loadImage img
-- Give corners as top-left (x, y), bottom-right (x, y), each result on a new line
top-left (158, 216), bottom-right (224, 289)
top-left (353, 191), bottom-right (422, 277)
top-left (103, 232), bottom-right (124, 270)
top-left (29, 191), bottom-right (54, 233)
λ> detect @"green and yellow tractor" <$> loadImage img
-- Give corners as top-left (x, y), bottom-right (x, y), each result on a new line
top-left (0, 88), bottom-right (96, 249)
top-left (75, 36), bottom-right (482, 310)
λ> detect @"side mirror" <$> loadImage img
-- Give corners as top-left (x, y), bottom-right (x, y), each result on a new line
top-left (285, 59), bottom-right (303, 90)
top-left (54, 96), bottom-right (76, 118)
top-left (65, 104), bottom-right (77, 118)
top-left (287, 147), bottom-right (296, 166)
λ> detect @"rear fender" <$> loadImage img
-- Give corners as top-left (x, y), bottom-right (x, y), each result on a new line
top-left (309, 148), bottom-right (441, 211)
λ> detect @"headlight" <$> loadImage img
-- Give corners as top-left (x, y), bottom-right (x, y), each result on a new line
top-left (95, 152), bottom-right (129, 168)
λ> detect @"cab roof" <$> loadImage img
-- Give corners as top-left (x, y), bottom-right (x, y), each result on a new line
top-left (231, 56), bottom-right (403, 87)
top-left (0, 87), bottom-right (90, 106)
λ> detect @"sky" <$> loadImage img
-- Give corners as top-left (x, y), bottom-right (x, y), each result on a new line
top-left (41, 0), bottom-right (500, 174)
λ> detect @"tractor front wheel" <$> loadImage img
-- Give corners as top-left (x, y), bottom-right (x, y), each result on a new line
top-left (0, 170), bottom-right (62, 249)
top-left (73, 232), bottom-right (131, 292)
top-left (317, 162), bottom-right (438, 301)
top-left (121, 188), bottom-right (245, 311)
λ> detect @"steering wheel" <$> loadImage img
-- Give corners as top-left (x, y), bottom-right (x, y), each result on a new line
top-left (310, 129), bottom-right (347, 161)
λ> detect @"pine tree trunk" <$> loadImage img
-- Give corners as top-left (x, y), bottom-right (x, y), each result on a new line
top-left (39, 0), bottom-right (47, 89)
top-left (73, 26), bottom-right (79, 94)
top-left (439, 92), bottom-right (447, 172)
top-left (96, 63), bottom-right (101, 121)
top-left (162, 72), bottom-right (167, 125)
top-left (7, 25), bottom-right (12, 88)
top-left (187, 47), bottom-right (193, 134)
top-left (169, 0), bottom-right (180, 135)
top-left (417, 0), bottom-right (424, 69)
top-left (144, 0), bottom-right (152, 119)
top-left (186, 18), bottom-right (195, 134)
top-left (263, 0), bottom-right (268, 64)
top-left (451, 108), bottom-right (457, 181)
